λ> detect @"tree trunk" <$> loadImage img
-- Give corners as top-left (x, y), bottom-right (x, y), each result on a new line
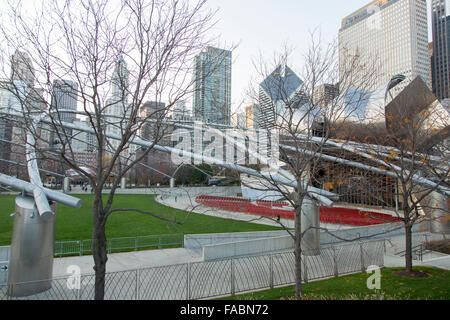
top-left (294, 203), bottom-right (302, 300)
top-left (404, 223), bottom-right (413, 273)
top-left (92, 199), bottom-right (108, 300)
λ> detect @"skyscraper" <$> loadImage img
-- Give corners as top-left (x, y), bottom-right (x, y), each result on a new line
top-left (105, 56), bottom-right (131, 154)
top-left (258, 64), bottom-right (305, 129)
top-left (313, 84), bottom-right (339, 109)
top-left (49, 80), bottom-right (78, 147)
top-left (431, 0), bottom-right (450, 100)
top-left (51, 80), bottom-right (78, 123)
top-left (339, 0), bottom-right (429, 97)
top-left (10, 50), bottom-right (35, 88)
top-left (193, 46), bottom-right (232, 125)
top-left (139, 101), bottom-right (168, 144)
top-left (107, 56), bottom-right (130, 117)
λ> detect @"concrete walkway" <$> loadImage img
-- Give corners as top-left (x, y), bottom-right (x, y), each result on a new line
top-left (52, 248), bottom-right (203, 277)
top-left (383, 233), bottom-right (450, 270)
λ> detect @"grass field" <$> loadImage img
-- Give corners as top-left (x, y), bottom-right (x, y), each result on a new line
top-left (0, 194), bottom-right (282, 245)
top-left (222, 267), bottom-right (450, 300)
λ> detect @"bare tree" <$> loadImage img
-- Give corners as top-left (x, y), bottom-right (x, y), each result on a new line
top-left (349, 77), bottom-right (450, 275)
top-left (241, 31), bottom-right (382, 299)
top-left (0, 0), bottom-right (218, 300)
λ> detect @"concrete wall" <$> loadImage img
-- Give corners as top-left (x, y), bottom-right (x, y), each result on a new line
top-left (0, 247), bottom-right (10, 285)
top-left (184, 231), bottom-right (291, 250)
top-left (319, 221), bottom-right (428, 245)
top-left (0, 261), bottom-right (8, 285)
top-left (0, 246), bottom-right (10, 262)
top-left (202, 236), bottom-right (294, 261)
top-left (185, 221), bottom-right (430, 261)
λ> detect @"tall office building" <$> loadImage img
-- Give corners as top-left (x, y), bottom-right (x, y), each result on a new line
top-left (431, 0), bottom-right (450, 100)
top-left (107, 56), bottom-right (130, 117)
top-left (172, 100), bottom-right (191, 121)
top-left (244, 104), bottom-right (260, 129)
top-left (49, 80), bottom-right (78, 147)
top-left (10, 50), bottom-right (35, 88)
top-left (140, 101), bottom-right (169, 144)
top-left (339, 0), bottom-right (429, 97)
top-left (258, 64), bottom-right (305, 129)
top-left (105, 56), bottom-right (132, 154)
top-left (429, 42), bottom-right (435, 92)
top-left (51, 80), bottom-right (78, 123)
top-left (313, 84), bottom-right (339, 109)
top-left (193, 46), bottom-right (232, 125)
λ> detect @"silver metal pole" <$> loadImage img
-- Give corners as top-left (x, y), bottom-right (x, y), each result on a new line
top-left (0, 173), bottom-right (82, 209)
top-left (38, 117), bottom-right (336, 206)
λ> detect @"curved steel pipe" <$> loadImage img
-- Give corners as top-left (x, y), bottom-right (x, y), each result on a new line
top-left (0, 173), bottom-right (82, 209)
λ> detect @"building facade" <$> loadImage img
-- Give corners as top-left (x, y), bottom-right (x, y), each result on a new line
top-left (193, 46), bottom-right (232, 125)
top-left (431, 0), bottom-right (450, 100)
top-left (244, 104), bottom-right (260, 129)
top-left (105, 56), bottom-right (135, 157)
top-left (313, 84), bottom-right (340, 109)
top-left (258, 64), bottom-right (306, 129)
top-left (339, 0), bottom-right (429, 97)
top-left (139, 101), bottom-right (172, 146)
top-left (51, 80), bottom-right (78, 123)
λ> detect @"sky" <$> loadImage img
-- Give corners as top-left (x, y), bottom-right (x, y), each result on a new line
top-left (203, 0), bottom-right (434, 113)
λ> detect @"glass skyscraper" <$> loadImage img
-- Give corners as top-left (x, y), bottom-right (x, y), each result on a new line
top-left (432, 0), bottom-right (450, 100)
top-left (193, 46), bottom-right (232, 125)
top-left (339, 0), bottom-right (429, 97)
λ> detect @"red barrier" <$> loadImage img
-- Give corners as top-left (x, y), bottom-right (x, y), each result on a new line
top-left (195, 195), bottom-right (401, 226)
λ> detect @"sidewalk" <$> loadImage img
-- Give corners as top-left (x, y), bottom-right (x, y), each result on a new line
top-left (383, 234), bottom-right (450, 270)
top-left (52, 247), bottom-right (203, 277)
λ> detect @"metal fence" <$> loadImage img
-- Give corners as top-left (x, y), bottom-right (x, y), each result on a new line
top-left (0, 239), bottom-right (385, 300)
top-left (54, 234), bottom-right (184, 257)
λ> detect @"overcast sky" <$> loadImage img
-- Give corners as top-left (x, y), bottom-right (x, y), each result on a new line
top-left (204, 0), bottom-right (433, 113)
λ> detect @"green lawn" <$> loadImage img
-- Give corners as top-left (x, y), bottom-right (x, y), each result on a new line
top-left (0, 194), bottom-right (282, 245)
top-left (222, 267), bottom-right (450, 300)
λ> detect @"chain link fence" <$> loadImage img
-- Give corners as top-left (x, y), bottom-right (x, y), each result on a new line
top-left (53, 234), bottom-right (184, 257)
top-left (0, 239), bottom-right (385, 300)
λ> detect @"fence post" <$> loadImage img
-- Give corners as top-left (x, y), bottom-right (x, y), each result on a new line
top-left (77, 275), bottom-right (81, 300)
top-left (332, 245), bottom-right (338, 278)
top-left (269, 254), bottom-right (274, 289)
top-left (360, 242), bottom-right (365, 273)
top-left (186, 263), bottom-right (190, 300)
top-left (303, 254), bottom-right (308, 283)
top-left (135, 269), bottom-right (140, 300)
top-left (135, 237), bottom-right (138, 252)
top-left (230, 259), bottom-right (235, 296)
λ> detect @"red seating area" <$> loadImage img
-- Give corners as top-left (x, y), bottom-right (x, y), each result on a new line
top-left (319, 207), bottom-right (401, 226)
top-left (256, 200), bottom-right (289, 207)
top-left (195, 195), bottom-right (401, 226)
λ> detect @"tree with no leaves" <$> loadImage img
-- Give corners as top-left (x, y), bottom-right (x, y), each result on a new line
top-left (242, 31), bottom-right (382, 299)
top-left (345, 77), bottom-right (450, 274)
top-left (0, 0), bottom-right (218, 300)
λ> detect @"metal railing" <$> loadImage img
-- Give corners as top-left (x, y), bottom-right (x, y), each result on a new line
top-left (0, 239), bottom-right (385, 300)
top-left (54, 234), bottom-right (184, 257)
top-left (394, 233), bottom-right (449, 262)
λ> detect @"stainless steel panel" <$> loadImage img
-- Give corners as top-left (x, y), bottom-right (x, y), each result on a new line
top-left (428, 191), bottom-right (450, 234)
top-left (7, 196), bottom-right (56, 297)
top-left (301, 196), bottom-right (320, 256)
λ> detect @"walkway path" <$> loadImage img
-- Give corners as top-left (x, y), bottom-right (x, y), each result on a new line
top-left (52, 248), bottom-right (203, 277)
